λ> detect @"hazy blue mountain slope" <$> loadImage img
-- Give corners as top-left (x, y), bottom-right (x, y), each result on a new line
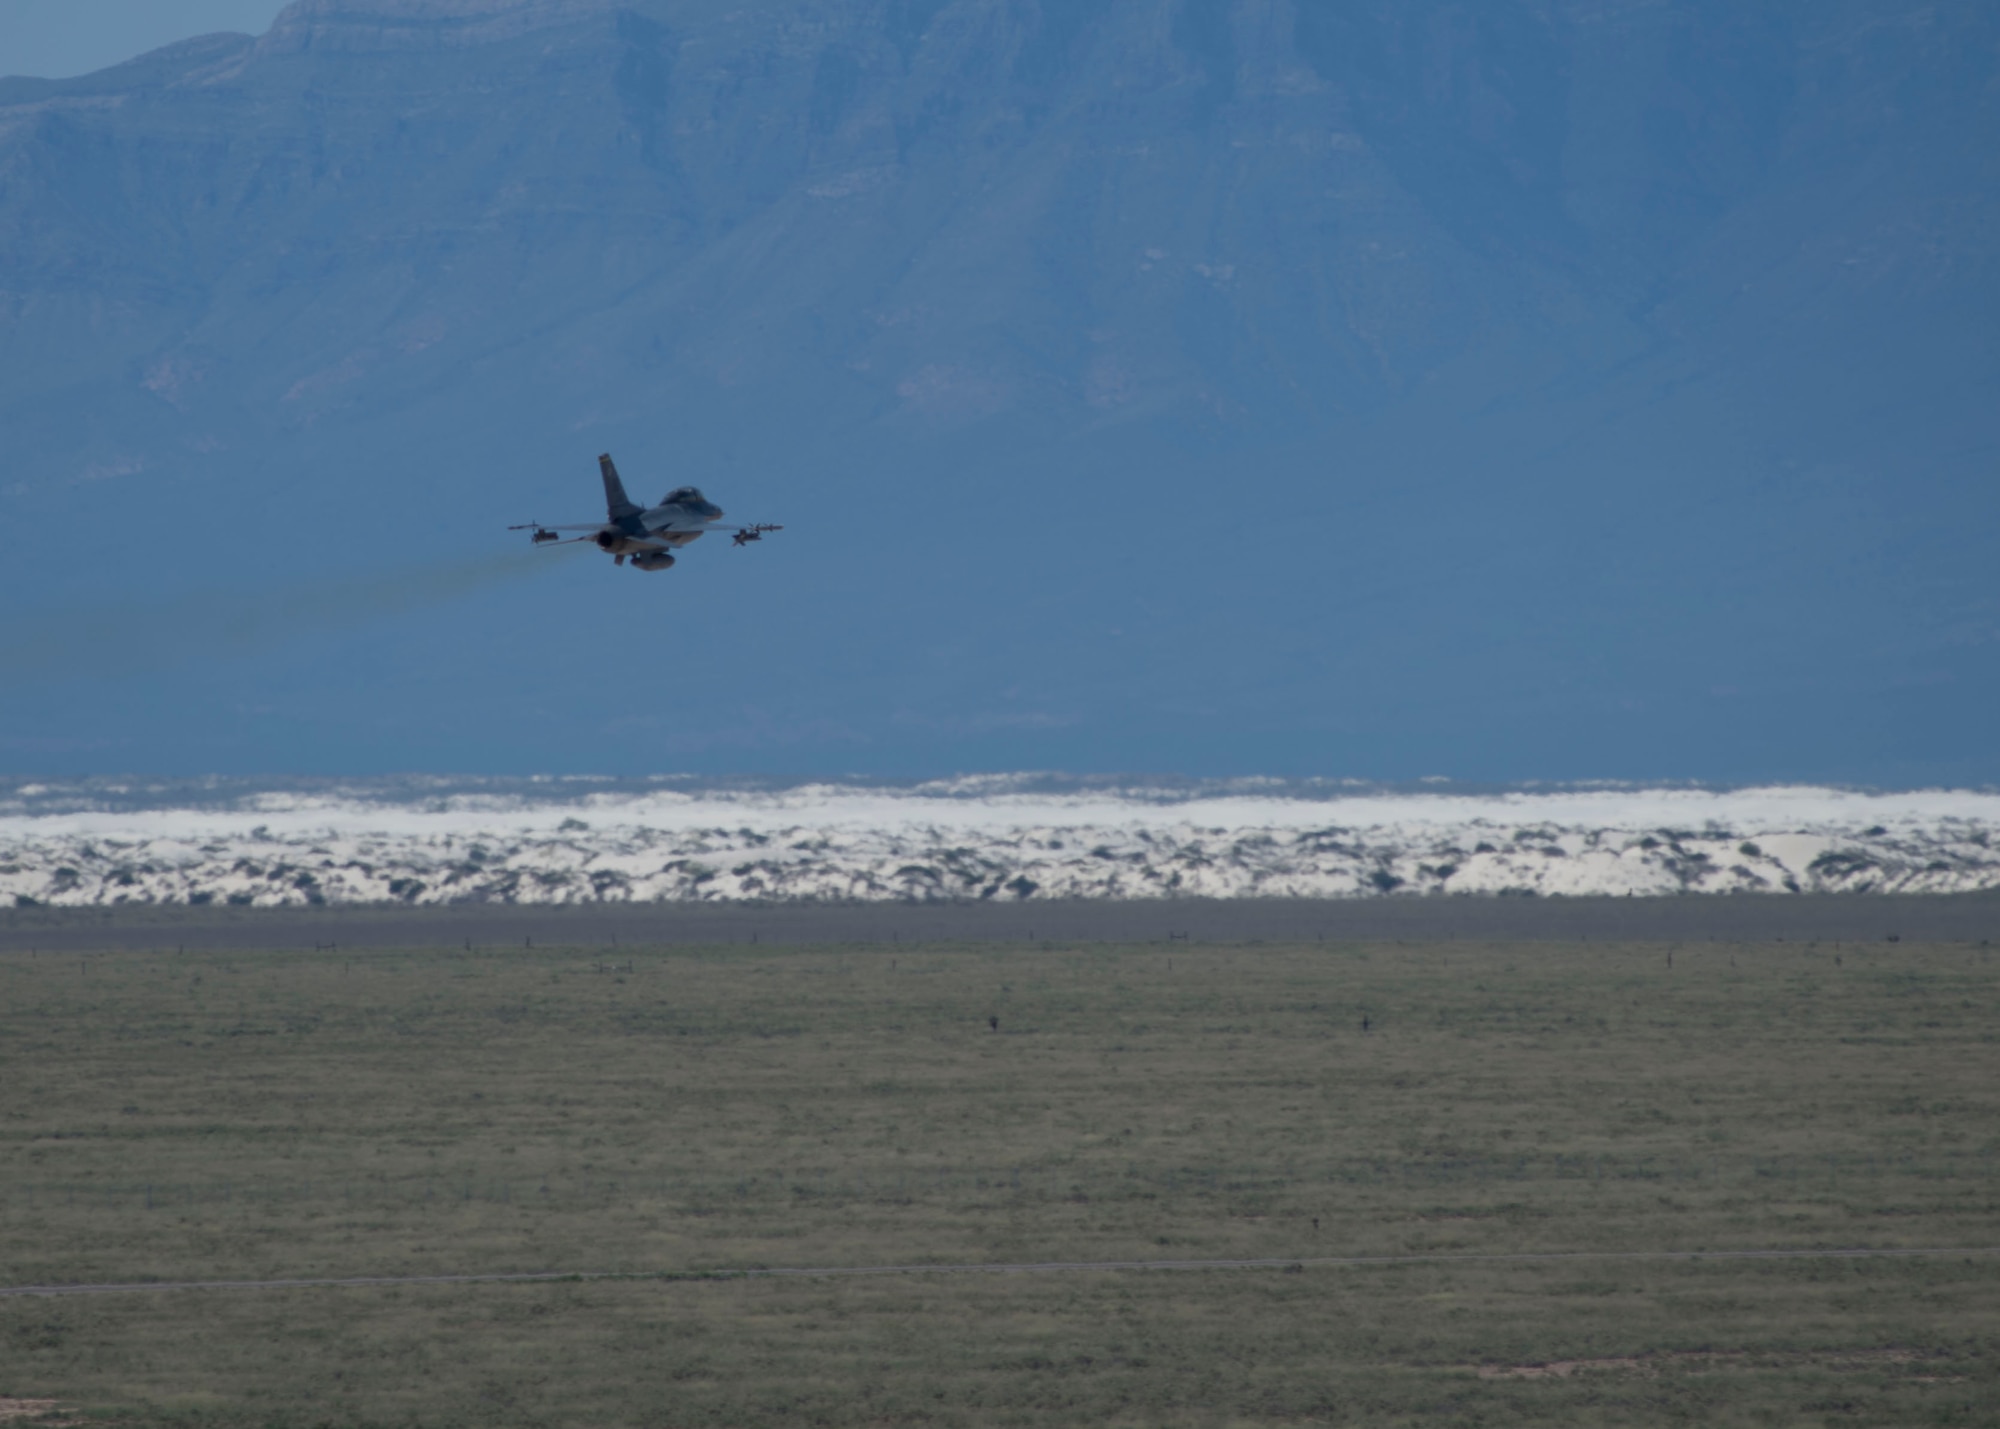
top-left (0, 0), bottom-right (1993, 780)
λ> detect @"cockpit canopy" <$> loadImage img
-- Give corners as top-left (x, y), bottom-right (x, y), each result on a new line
top-left (663, 486), bottom-right (706, 506)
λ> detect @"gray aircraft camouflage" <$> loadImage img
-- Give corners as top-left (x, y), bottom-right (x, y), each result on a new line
top-left (510, 453), bottom-right (781, 571)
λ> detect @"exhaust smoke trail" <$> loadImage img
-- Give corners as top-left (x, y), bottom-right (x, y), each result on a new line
top-left (5, 548), bottom-right (579, 682)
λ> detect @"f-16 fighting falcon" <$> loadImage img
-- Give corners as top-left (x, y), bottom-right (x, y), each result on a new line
top-left (509, 453), bottom-right (782, 571)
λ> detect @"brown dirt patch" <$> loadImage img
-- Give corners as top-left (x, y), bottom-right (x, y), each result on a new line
top-left (1473, 1347), bottom-right (1956, 1380)
top-left (1477, 1356), bottom-right (1657, 1379)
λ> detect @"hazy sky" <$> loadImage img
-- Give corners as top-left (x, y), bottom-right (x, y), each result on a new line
top-left (1, 0), bottom-right (1992, 783)
top-left (0, 0), bottom-right (288, 79)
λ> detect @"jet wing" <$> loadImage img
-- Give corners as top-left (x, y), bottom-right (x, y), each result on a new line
top-left (505, 531), bottom-right (597, 547)
top-left (651, 519), bottom-right (786, 535)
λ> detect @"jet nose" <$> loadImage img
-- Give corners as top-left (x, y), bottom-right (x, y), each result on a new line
top-left (706, 504), bottom-right (725, 521)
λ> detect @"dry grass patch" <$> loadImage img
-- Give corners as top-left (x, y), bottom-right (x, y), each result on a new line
top-left (1, 934), bottom-right (1996, 1424)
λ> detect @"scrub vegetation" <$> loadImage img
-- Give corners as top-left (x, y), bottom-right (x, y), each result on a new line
top-left (2, 934), bottom-right (1996, 1425)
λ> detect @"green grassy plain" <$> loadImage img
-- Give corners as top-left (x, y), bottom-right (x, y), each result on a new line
top-left (2, 934), bottom-right (1996, 1425)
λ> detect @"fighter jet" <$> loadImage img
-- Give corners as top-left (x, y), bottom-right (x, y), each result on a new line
top-left (509, 453), bottom-right (781, 571)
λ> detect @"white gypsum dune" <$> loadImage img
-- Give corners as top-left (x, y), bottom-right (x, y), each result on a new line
top-left (2, 780), bottom-right (1997, 907)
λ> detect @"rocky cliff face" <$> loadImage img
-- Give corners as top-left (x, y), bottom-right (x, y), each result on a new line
top-left (9, 0), bottom-right (1989, 461)
top-left (1, 1), bottom-right (1995, 778)
top-left (260, 0), bottom-right (614, 50)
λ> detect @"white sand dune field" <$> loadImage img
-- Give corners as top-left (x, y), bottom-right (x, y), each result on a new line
top-left (3, 778), bottom-right (1996, 907)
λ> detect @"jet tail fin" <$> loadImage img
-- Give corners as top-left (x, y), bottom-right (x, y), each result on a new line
top-left (599, 453), bottom-right (642, 521)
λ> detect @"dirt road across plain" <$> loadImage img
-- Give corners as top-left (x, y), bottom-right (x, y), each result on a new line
top-left (4, 1245), bottom-right (1994, 1298)
top-left (2, 893), bottom-right (1997, 953)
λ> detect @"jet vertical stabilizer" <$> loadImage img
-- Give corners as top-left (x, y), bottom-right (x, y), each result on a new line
top-left (599, 453), bottom-right (642, 521)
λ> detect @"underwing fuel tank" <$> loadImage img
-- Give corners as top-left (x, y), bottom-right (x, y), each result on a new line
top-left (630, 550), bottom-right (677, 571)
